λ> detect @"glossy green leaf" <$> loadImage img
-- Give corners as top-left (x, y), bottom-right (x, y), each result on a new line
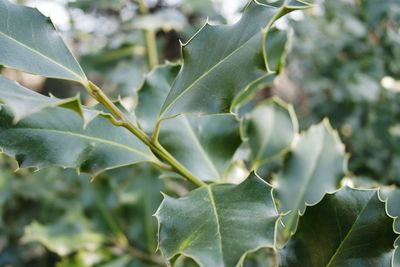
top-left (159, 0), bottom-right (311, 119)
top-left (380, 186), bottom-right (400, 267)
top-left (0, 106), bottom-right (156, 176)
top-left (0, 0), bottom-right (87, 83)
top-left (0, 76), bottom-right (90, 124)
top-left (156, 173), bottom-right (279, 267)
top-left (242, 97), bottom-right (297, 169)
top-left (280, 187), bottom-right (398, 267)
top-left (136, 64), bottom-right (242, 181)
top-left (273, 120), bottom-right (347, 237)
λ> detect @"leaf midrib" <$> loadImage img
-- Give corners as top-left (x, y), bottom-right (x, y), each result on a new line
top-left (161, 28), bottom-right (265, 117)
top-left (326, 195), bottom-right (373, 266)
top-left (6, 127), bottom-right (152, 159)
top-left (206, 186), bottom-right (225, 266)
top-left (0, 30), bottom-right (84, 82)
top-left (182, 116), bottom-right (220, 179)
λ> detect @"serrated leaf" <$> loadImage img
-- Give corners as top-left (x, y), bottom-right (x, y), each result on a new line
top-left (242, 97), bottom-right (297, 169)
top-left (136, 64), bottom-right (242, 181)
top-left (280, 187), bottom-right (398, 267)
top-left (0, 106), bottom-right (156, 176)
top-left (0, 76), bottom-right (89, 124)
top-left (156, 173), bottom-right (279, 267)
top-left (0, 0), bottom-right (87, 83)
top-left (159, 0), bottom-right (310, 119)
top-left (380, 186), bottom-right (400, 267)
top-left (273, 120), bottom-right (347, 237)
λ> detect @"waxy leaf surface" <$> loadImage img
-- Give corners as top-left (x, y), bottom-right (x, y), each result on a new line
top-left (242, 97), bottom-right (297, 169)
top-left (280, 187), bottom-right (398, 267)
top-left (156, 173), bottom-right (279, 267)
top-left (273, 120), bottom-right (347, 236)
top-left (0, 0), bottom-right (86, 83)
top-left (159, 0), bottom-right (310, 118)
top-left (0, 106), bottom-right (156, 175)
top-left (137, 64), bottom-right (242, 181)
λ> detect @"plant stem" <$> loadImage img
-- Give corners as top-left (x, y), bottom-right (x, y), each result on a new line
top-left (137, 0), bottom-right (159, 69)
top-left (86, 82), bottom-right (206, 187)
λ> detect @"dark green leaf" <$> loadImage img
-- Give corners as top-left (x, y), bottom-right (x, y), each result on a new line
top-left (273, 120), bottom-right (347, 237)
top-left (0, 0), bottom-right (86, 83)
top-left (159, 0), bottom-right (311, 119)
top-left (0, 106), bottom-right (156, 176)
top-left (156, 173), bottom-right (279, 267)
top-left (241, 97), bottom-right (297, 169)
top-left (280, 187), bottom-right (398, 267)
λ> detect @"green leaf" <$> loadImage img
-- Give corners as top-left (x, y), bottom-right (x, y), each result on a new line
top-left (156, 173), bottom-right (279, 267)
top-left (380, 186), bottom-right (400, 267)
top-left (241, 97), bottom-right (297, 169)
top-left (0, 0), bottom-right (87, 84)
top-left (273, 120), bottom-right (347, 237)
top-left (136, 64), bottom-right (242, 182)
top-left (280, 187), bottom-right (398, 267)
top-left (0, 76), bottom-right (91, 124)
top-left (22, 211), bottom-right (103, 256)
top-left (159, 0), bottom-right (310, 119)
top-left (0, 106), bottom-right (156, 176)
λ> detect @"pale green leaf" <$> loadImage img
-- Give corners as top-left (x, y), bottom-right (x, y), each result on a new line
top-left (241, 97), bottom-right (297, 169)
top-left (156, 173), bottom-right (279, 267)
top-left (280, 187), bottom-right (398, 267)
top-left (159, 0), bottom-right (311, 119)
top-left (0, 106), bottom-right (156, 176)
top-left (273, 120), bottom-right (347, 237)
top-left (0, 0), bottom-right (87, 83)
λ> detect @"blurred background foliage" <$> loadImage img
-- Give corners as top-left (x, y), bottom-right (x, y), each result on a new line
top-left (0, 0), bottom-right (399, 266)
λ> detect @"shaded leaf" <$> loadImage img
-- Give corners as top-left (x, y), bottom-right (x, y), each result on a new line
top-left (159, 0), bottom-right (310, 119)
top-left (156, 173), bottom-right (279, 267)
top-left (136, 64), bottom-right (242, 181)
top-left (0, 106), bottom-right (156, 176)
top-left (241, 97), bottom-right (297, 169)
top-left (280, 187), bottom-right (398, 267)
top-left (22, 212), bottom-right (103, 257)
top-left (0, 0), bottom-right (87, 83)
top-left (273, 120), bottom-right (347, 237)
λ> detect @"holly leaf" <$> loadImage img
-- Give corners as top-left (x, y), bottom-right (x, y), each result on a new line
top-left (136, 64), bottom-right (242, 182)
top-left (280, 187), bottom-right (398, 267)
top-left (0, 106), bottom-right (156, 176)
top-left (273, 120), bottom-right (347, 238)
top-left (0, 0), bottom-right (87, 84)
top-left (241, 97), bottom-right (297, 170)
top-left (159, 0), bottom-right (311, 119)
top-left (156, 173), bottom-right (279, 267)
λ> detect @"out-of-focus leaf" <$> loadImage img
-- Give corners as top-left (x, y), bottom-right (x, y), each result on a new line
top-left (0, 106), bottom-right (156, 176)
top-left (136, 64), bottom-right (242, 182)
top-left (159, 1), bottom-right (311, 119)
top-left (132, 9), bottom-right (187, 32)
top-left (280, 187), bottom-right (398, 267)
top-left (156, 173), bottom-right (279, 267)
top-left (22, 212), bottom-right (103, 257)
top-left (241, 97), bottom-right (297, 169)
top-left (273, 120), bottom-right (347, 237)
top-left (0, 0), bottom-right (87, 84)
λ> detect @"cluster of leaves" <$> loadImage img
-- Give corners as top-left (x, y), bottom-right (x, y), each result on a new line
top-left (0, 0), bottom-right (399, 267)
top-left (287, 0), bottom-right (400, 184)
